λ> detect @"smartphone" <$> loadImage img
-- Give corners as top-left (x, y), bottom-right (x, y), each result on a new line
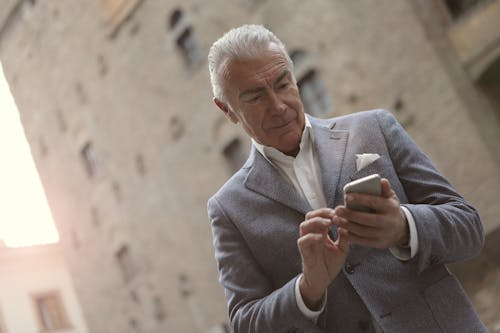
top-left (343, 174), bottom-right (381, 212)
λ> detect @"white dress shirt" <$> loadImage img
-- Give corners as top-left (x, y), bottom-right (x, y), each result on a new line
top-left (253, 115), bottom-right (419, 329)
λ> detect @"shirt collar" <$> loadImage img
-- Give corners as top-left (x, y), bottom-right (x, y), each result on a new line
top-left (252, 115), bottom-right (313, 164)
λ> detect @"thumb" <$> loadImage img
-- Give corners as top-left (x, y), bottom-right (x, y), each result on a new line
top-left (380, 178), bottom-right (394, 198)
top-left (336, 228), bottom-right (349, 253)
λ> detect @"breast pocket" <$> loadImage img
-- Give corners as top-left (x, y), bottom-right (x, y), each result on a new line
top-left (344, 155), bottom-right (411, 204)
top-left (349, 155), bottom-right (393, 182)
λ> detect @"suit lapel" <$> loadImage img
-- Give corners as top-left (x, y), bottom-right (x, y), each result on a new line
top-left (245, 147), bottom-right (311, 215)
top-left (244, 116), bottom-right (349, 213)
top-left (310, 118), bottom-right (349, 208)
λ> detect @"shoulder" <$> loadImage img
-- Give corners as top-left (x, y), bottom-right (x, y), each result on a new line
top-left (307, 109), bottom-right (399, 139)
top-left (308, 109), bottom-right (395, 129)
top-left (319, 108), bottom-right (393, 125)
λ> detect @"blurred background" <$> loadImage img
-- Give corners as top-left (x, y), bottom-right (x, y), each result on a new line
top-left (0, 0), bottom-right (499, 332)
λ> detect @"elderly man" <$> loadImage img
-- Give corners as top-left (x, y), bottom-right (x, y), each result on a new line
top-left (207, 24), bottom-right (486, 333)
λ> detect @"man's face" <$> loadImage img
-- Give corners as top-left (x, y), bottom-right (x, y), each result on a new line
top-left (215, 44), bottom-right (305, 156)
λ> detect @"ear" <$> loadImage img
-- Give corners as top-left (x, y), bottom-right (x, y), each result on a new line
top-left (214, 98), bottom-right (239, 124)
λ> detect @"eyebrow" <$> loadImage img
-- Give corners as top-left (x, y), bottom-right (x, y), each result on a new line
top-left (239, 70), bottom-right (290, 100)
top-left (274, 70), bottom-right (289, 85)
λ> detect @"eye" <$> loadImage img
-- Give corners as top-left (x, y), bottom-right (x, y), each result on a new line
top-left (278, 82), bottom-right (288, 89)
top-left (276, 78), bottom-right (291, 90)
top-left (246, 95), bottom-right (262, 103)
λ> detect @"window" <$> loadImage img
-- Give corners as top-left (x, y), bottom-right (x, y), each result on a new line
top-left (297, 69), bottom-right (331, 117)
top-left (111, 181), bottom-right (122, 203)
top-left (75, 82), bottom-right (88, 105)
top-left (91, 206), bottom-right (100, 227)
top-left (176, 27), bottom-right (203, 66)
top-left (116, 245), bottom-right (137, 282)
top-left (135, 154), bottom-right (147, 176)
top-left (290, 49), bottom-right (308, 68)
top-left (477, 57), bottom-right (500, 116)
top-left (169, 9), bottom-right (183, 29)
top-left (55, 108), bottom-right (67, 132)
top-left (442, 0), bottom-right (492, 19)
top-left (81, 142), bottom-right (98, 177)
top-left (168, 9), bottom-right (203, 67)
top-left (153, 296), bottom-right (166, 322)
top-left (289, 49), bottom-right (333, 117)
top-left (31, 291), bottom-right (71, 332)
top-left (222, 137), bottom-right (247, 173)
top-left (169, 115), bottom-right (185, 142)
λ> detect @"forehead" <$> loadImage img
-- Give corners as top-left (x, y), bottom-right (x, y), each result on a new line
top-left (222, 45), bottom-right (290, 89)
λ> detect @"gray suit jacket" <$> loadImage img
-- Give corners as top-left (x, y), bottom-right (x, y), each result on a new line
top-left (208, 110), bottom-right (487, 333)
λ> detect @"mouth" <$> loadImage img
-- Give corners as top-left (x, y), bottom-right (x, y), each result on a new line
top-left (271, 121), bottom-right (292, 129)
top-left (269, 116), bottom-right (296, 130)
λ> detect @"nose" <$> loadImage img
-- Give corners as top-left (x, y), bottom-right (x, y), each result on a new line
top-left (268, 91), bottom-right (286, 115)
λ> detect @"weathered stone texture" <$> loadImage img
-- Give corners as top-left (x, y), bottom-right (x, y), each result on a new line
top-left (0, 0), bottom-right (498, 332)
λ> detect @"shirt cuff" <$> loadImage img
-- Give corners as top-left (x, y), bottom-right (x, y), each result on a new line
top-left (295, 274), bottom-right (326, 324)
top-left (389, 206), bottom-right (419, 261)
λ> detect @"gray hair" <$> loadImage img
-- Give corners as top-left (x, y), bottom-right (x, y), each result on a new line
top-left (208, 24), bottom-right (294, 102)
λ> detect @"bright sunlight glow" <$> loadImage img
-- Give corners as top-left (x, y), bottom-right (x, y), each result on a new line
top-left (0, 61), bottom-right (59, 247)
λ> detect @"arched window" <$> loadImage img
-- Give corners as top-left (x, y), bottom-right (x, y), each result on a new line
top-left (81, 141), bottom-right (98, 177)
top-left (169, 8), bottom-right (183, 29)
top-left (222, 137), bottom-right (247, 173)
top-left (442, 0), bottom-right (489, 19)
top-left (116, 244), bottom-right (137, 282)
top-left (290, 49), bottom-right (307, 67)
top-left (289, 49), bottom-right (332, 117)
top-left (477, 57), bottom-right (500, 115)
top-left (297, 69), bottom-right (332, 117)
top-left (176, 27), bottom-right (202, 66)
top-left (168, 9), bottom-right (202, 67)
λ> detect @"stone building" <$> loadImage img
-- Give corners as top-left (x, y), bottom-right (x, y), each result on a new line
top-left (0, 0), bottom-right (498, 332)
top-left (0, 242), bottom-right (88, 333)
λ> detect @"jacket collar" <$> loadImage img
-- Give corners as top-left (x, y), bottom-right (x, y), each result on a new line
top-left (244, 116), bottom-right (349, 213)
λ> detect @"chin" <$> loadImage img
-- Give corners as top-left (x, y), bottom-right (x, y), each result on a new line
top-left (280, 137), bottom-right (302, 156)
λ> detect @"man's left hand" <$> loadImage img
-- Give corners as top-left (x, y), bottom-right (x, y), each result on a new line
top-left (333, 178), bottom-right (409, 248)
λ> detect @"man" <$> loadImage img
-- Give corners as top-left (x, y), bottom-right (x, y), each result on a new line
top-left (207, 24), bottom-right (486, 333)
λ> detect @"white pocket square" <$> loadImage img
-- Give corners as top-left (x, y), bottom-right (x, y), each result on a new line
top-left (356, 153), bottom-right (380, 171)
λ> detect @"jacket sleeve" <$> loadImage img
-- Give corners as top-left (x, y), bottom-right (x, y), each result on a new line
top-left (208, 196), bottom-right (324, 333)
top-left (375, 109), bottom-right (485, 273)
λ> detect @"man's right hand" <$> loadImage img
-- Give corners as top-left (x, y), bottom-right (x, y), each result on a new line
top-left (297, 208), bottom-right (349, 310)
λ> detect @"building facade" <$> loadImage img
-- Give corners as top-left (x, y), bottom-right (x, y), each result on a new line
top-left (0, 0), bottom-right (498, 332)
top-left (0, 243), bottom-right (88, 333)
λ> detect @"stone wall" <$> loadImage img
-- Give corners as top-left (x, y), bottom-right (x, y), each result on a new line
top-left (0, 0), bottom-right (498, 332)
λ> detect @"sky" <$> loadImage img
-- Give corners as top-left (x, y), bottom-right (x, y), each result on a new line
top-left (0, 61), bottom-right (59, 247)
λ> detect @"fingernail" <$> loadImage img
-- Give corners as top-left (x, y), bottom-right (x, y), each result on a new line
top-left (346, 194), bottom-right (352, 203)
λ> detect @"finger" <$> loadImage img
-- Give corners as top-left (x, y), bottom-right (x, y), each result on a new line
top-left (335, 206), bottom-right (380, 227)
top-left (345, 192), bottom-right (384, 212)
top-left (297, 233), bottom-right (324, 255)
top-left (330, 214), bottom-right (348, 227)
top-left (338, 219), bottom-right (380, 239)
top-left (305, 208), bottom-right (335, 220)
top-left (300, 217), bottom-right (332, 236)
top-left (380, 178), bottom-right (395, 198)
top-left (336, 227), bottom-right (349, 252)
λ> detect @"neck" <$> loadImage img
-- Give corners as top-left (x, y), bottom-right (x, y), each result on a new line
top-left (283, 146), bottom-right (300, 157)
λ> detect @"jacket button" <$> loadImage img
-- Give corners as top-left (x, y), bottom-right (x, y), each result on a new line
top-left (345, 262), bottom-right (355, 274)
